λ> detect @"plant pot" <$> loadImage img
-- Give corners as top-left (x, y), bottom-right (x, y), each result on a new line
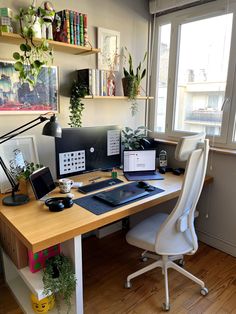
top-left (122, 76), bottom-right (139, 98)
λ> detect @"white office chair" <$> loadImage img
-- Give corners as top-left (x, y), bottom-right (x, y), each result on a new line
top-left (125, 133), bottom-right (209, 311)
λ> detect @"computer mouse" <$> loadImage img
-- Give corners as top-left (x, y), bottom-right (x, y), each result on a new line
top-left (137, 181), bottom-right (149, 189)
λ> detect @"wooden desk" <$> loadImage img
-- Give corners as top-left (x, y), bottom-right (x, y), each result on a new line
top-left (0, 171), bottom-right (213, 313)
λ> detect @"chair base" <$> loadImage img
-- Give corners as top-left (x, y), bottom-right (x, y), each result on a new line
top-left (125, 254), bottom-right (208, 311)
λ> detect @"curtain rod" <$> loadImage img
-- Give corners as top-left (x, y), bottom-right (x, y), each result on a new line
top-left (155, 0), bottom-right (217, 17)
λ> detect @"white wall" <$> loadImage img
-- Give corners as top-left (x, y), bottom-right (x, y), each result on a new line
top-left (0, 0), bottom-right (150, 178)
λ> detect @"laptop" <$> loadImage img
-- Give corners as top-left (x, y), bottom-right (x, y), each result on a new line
top-left (123, 150), bottom-right (164, 181)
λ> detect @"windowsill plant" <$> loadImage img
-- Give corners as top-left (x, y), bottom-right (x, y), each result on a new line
top-left (122, 126), bottom-right (151, 150)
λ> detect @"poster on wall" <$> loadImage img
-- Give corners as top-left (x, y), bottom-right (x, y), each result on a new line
top-left (0, 60), bottom-right (59, 114)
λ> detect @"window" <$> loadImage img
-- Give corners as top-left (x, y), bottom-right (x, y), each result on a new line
top-left (152, 1), bottom-right (236, 148)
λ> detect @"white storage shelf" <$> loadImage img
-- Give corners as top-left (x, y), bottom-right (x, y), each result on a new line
top-left (2, 251), bottom-right (75, 313)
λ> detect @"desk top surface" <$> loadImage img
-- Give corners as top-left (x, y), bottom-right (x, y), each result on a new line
top-left (0, 171), bottom-right (213, 253)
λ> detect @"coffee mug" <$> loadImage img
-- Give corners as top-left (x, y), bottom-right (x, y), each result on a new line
top-left (58, 179), bottom-right (74, 193)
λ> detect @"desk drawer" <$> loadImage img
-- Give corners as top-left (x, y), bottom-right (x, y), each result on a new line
top-left (0, 220), bottom-right (28, 269)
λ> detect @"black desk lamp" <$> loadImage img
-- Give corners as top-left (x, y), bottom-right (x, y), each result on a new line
top-left (0, 112), bottom-right (62, 206)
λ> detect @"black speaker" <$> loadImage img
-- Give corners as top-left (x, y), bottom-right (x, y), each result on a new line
top-left (45, 197), bottom-right (74, 212)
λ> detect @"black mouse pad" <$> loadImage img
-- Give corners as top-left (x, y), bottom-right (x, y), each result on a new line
top-left (73, 182), bottom-right (165, 215)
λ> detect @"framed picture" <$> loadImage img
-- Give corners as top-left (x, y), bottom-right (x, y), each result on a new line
top-left (97, 27), bottom-right (120, 71)
top-left (0, 60), bottom-right (59, 114)
top-left (0, 135), bottom-right (39, 193)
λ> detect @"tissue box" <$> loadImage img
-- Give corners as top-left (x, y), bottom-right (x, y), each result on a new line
top-left (28, 244), bottom-right (60, 273)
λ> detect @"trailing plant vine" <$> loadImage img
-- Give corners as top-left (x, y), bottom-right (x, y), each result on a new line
top-left (69, 82), bottom-right (88, 128)
top-left (13, 4), bottom-right (53, 87)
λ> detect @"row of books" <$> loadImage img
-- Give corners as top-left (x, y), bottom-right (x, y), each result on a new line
top-left (78, 69), bottom-right (116, 97)
top-left (53, 10), bottom-right (88, 46)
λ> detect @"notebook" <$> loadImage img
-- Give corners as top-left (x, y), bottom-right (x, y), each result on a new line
top-left (123, 150), bottom-right (164, 181)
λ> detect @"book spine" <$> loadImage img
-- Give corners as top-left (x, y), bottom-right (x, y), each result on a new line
top-left (103, 71), bottom-right (108, 96)
top-left (73, 11), bottom-right (77, 45)
top-left (91, 69), bottom-right (96, 96)
top-left (83, 14), bottom-right (88, 47)
top-left (69, 10), bottom-right (74, 45)
top-left (95, 69), bottom-right (100, 96)
top-left (65, 10), bottom-right (70, 44)
top-left (79, 13), bottom-right (84, 46)
top-left (76, 12), bottom-right (80, 46)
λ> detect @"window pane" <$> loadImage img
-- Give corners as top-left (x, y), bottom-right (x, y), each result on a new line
top-left (174, 14), bottom-right (233, 136)
top-left (155, 24), bottom-right (171, 133)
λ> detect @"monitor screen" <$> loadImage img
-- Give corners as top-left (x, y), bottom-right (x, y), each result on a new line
top-left (29, 167), bottom-right (56, 200)
top-left (55, 125), bottom-right (121, 178)
top-left (123, 150), bottom-right (156, 172)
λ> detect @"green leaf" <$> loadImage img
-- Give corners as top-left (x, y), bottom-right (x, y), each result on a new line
top-left (13, 52), bottom-right (21, 60)
top-left (20, 43), bottom-right (28, 51)
top-left (14, 62), bottom-right (23, 71)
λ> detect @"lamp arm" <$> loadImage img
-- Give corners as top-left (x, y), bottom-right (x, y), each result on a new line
top-left (0, 157), bottom-right (18, 190)
top-left (0, 116), bottom-right (48, 144)
top-left (0, 120), bottom-right (47, 145)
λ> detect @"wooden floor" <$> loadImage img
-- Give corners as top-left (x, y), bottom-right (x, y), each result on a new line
top-left (1, 231), bottom-right (236, 313)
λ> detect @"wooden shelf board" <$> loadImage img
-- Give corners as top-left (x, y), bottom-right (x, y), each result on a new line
top-left (0, 32), bottom-right (100, 55)
top-left (84, 95), bottom-right (154, 100)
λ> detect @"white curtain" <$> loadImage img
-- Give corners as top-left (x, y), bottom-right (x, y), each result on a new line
top-left (149, 0), bottom-right (204, 14)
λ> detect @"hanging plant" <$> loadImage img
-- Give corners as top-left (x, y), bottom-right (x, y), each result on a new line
top-left (69, 81), bottom-right (88, 128)
top-left (13, 4), bottom-right (53, 87)
top-left (122, 47), bottom-right (147, 116)
top-left (42, 254), bottom-right (76, 314)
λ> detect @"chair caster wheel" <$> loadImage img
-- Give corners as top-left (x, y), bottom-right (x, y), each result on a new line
top-left (162, 303), bottom-right (170, 311)
top-left (140, 256), bottom-right (148, 262)
top-left (177, 259), bottom-right (185, 267)
top-left (200, 287), bottom-right (208, 296)
top-left (125, 281), bottom-right (132, 289)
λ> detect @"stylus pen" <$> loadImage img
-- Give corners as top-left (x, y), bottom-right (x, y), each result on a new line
top-left (89, 176), bottom-right (101, 182)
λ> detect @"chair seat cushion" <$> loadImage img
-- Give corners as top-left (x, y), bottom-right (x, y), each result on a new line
top-left (126, 213), bottom-right (168, 252)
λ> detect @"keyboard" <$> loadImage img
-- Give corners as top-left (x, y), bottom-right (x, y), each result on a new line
top-left (78, 178), bottom-right (123, 194)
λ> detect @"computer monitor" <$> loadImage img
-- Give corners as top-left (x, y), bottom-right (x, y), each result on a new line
top-left (55, 125), bottom-right (121, 178)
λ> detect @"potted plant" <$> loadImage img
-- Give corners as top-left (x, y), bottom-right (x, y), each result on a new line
top-left (122, 47), bottom-right (147, 115)
top-left (42, 254), bottom-right (76, 314)
top-left (13, 2), bottom-right (53, 87)
top-left (12, 161), bottom-right (43, 196)
top-left (68, 81), bottom-right (88, 128)
top-left (122, 126), bottom-right (151, 150)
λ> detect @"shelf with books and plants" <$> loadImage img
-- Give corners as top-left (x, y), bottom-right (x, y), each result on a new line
top-left (77, 68), bottom-right (153, 101)
top-left (0, 31), bottom-right (100, 55)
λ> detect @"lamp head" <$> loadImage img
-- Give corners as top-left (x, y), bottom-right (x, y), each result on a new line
top-left (42, 114), bottom-right (62, 138)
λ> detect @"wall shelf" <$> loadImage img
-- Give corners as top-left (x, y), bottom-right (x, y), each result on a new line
top-left (0, 32), bottom-right (100, 55)
top-left (84, 96), bottom-right (154, 100)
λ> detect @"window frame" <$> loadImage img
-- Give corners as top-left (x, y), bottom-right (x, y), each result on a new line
top-left (150, 0), bottom-right (236, 149)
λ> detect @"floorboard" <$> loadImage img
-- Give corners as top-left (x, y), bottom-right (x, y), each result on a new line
top-left (1, 231), bottom-right (236, 313)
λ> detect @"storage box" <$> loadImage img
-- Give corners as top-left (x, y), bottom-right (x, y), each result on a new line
top-left (0, 8), bottom-right (13, 18)
top-left (28, 244), bottom-right (60, 273)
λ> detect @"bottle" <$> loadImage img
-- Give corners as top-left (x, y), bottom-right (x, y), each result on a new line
top-left (111, 168), bottom-right (117, 179)
top-left (159, 150), bottom-right (167, 168)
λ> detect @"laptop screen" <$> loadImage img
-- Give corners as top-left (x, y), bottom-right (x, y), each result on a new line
top-left (123, 150), bottom-right (156, 172)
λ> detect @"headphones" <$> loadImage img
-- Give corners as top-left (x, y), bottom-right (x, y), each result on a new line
top-left (45, 197), bottom-right (74, 212)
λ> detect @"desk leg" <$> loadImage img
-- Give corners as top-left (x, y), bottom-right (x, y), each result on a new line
top-left (74, 235), bottom-right (84, 314)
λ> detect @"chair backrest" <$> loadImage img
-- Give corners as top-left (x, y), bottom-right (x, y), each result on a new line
top-left (155, 133), bottom-right (209, 256)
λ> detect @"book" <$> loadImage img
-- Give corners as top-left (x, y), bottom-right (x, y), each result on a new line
top-left (79, 13), bottom-right (84, 46)
top-left (83, 14), bottom-right (88, 47)
top-left (65, 10), bottom-right (71, 44)
top-left (73, 11), bottom-right (77, 45)
top-left (53, 10), bottom-right (69, 43)
top-left (77, 68), bottom-right (93, 95)
top-left (76, 12), bottom-right (80, 46)
top-left (69, 10), bottom-right (74, 45)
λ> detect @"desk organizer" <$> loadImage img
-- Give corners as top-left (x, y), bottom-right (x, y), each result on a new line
top-left (28, 244), bottom-right (60, 273)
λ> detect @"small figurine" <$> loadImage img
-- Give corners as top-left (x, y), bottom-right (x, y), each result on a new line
top-left (40, 1), bottom-right (55, 40)
top-left (31, 294), bottom-right (55, 313)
